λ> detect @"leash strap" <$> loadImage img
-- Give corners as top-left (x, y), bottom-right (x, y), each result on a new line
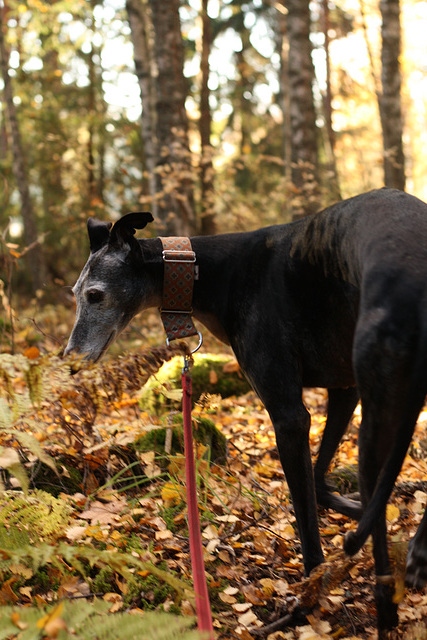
top-left (159, 237), bottom-right (212, 634)
top-left (159, 237), bottom-right (199, 343)
top-left (182, 358), bottom-right (214, 637)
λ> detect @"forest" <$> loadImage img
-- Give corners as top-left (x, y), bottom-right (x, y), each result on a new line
top-left (1, 0), bottom-right (427, 639)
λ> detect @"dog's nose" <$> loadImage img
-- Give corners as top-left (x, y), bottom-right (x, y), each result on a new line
top-left (63, 343), bottom-right (80, 361)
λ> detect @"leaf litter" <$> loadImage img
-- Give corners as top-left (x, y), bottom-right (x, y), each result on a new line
top-left (1, 319), bottom-right (427, 639)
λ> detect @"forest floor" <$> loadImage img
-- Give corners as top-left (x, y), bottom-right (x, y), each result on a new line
top-left (1, 306), bottom-right (427, 639)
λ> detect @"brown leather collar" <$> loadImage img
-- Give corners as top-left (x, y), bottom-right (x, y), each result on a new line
top-left (159, 237), bottom-right (199, 343)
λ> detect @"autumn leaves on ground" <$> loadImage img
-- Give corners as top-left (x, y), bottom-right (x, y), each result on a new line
top-left (1, 308), bottom-right (427, 640)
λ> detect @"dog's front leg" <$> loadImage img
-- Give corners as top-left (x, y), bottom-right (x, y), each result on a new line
top-left (236, 345), bottom-right (324, 576)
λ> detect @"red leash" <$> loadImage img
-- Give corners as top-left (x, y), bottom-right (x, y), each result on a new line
top-left (182, 356), bottom-right (215, 637)
top-left (158, 236), bottom-right (214, 636)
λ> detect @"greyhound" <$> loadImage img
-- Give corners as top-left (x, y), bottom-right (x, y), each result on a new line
top-left (65, 188), bottom-right (427, 634)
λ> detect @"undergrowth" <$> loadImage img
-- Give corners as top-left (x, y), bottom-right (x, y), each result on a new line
top-left (0, 601), bottom-right (200, 640)
top-left (0, 344), bottom-right (203, 640)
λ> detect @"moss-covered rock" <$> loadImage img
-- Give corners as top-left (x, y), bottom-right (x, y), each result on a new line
top-left (138, 353), bottom-right (250, 414)
top-left (327, 465), bottom-right (359, 495)
top-left (135, 414), bottom-right (227, 465)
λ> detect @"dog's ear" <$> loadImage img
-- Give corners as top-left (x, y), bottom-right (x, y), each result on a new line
top-left (87, 218), bottom-right (113, 253)
top-left (109, 212), bottom-right (154, 247)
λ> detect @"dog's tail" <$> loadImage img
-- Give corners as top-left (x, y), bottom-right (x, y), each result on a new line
top-left (344, 322), bottom-right (427, 557)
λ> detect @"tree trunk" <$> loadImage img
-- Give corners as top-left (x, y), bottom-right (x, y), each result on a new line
top-left (287, 0), bottom-right (319, 218)
top-left (321, 0), bottom-right (341, 201)
top-left (148, 0), bottom-right (196, 236)
top-left (0, 11), bottom-right (48, 291)
top-left (275, 2), bottom-right (291, 185)
top-left (199, 0), bottom-right (216, 235)
top-left (126, 0), bottom-right (158, 219)
top-left (379, 0), bottom-right (405, 190)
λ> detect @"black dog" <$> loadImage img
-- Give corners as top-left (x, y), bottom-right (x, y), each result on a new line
top-left (65, 188), bottom-right (427, 634)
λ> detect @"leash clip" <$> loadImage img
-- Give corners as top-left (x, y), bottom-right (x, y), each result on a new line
top-left (166, 330), bottom-right (203, 354)
top-left (183, 353), bottom-right (192, 374)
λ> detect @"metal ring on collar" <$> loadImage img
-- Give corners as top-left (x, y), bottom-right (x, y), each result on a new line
top-left (166, 330), bottom-right (203, 354)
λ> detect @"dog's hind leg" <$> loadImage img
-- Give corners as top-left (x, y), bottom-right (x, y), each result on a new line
top-left (314, 387), bottom-right (361, 519)
top-left (406, 509), bottom-right (427, 588)
top-left (345, 315), bottom-right (415, 632)
top-left (357, 402), bottom-right (399, 633)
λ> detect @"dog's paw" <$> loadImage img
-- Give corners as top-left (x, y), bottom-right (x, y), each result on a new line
top-left (319, 493), bottom-right (363, 520)
top-left (375, 582), bottom-right (399, 633)
top-left (406, 538), bottom-right (427, 588)
top-left (343, 530), bottom-right (361, 556)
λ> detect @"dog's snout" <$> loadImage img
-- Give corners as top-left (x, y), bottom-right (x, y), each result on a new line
top-left (63, 342), bottom-right (81, 358)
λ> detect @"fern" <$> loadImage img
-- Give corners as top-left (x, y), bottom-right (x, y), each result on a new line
top-left (0, 524), bottom-right (31, 549)
top-left (0, 490), bottom-right (71, 539)
top-left (0, 346), bottom-right (187, 473)
top-left (0, 538), bottom-right (192, 601)
top-left (0, 354), bottom-right (59, 490)
top-left (0, 601), bottom-right (201, 640)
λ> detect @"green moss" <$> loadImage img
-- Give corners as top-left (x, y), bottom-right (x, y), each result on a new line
top-left (135, 415), bottom-right (227, 465)
top-left (158, 503), bottom-right (185, 533)
top-left (92, 567), bottom-right (115, 594)
top-left (29, 567), bottom-right (61, 594)
top-left (327, 464), bottom-right (359, 494)
top-left (139, 353), bottom-right (250, 414)
top-left (124, 572), bottom-right (176, 609)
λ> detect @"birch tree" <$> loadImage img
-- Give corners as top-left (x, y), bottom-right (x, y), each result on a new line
top-left (148, 0), bottom-right (196, 235)
top-left (379, 0), bottom-right (405, 190)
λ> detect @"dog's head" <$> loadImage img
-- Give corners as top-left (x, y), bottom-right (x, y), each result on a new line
top-left (64, 212), bottom-right (154, 363)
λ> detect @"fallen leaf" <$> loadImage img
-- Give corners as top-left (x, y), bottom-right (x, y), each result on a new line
top-left (232, 602), bottom-right (253, 613)
top-left (24, 346), bottom-right (40, 359)
top-left (37, 601), bottom-right (65, 631)
top-left (219, 592), bottom-right (237, 604)
top-left (11, 612), bottom-right (27, 630)
top-left (237, 610), bottom-right (259, 626)
top-left (162, 481), bottom-right (184, 506)
top-left (386, 504), bottom-right (400, 523)
top-left (65, 525), bottom-right (87, 541)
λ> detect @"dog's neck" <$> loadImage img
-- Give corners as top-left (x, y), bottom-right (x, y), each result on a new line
top-left (139, 235), bottom-right (236, 345)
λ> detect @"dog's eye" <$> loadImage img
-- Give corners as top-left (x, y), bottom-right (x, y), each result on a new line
top-left (87, 289), bottom-right (104, 304)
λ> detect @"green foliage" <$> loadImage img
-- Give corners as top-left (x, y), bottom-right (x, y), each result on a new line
top-left (91, 567), bottom-right (115, 595)
top-left (139, 353), bottom-right (250, 413)
top-left (327, 464), bottom-right (359, 495)
top-left (0, 353), bottom-right (65, 491)
top-left (0, 490), bottom-right (71, 539)
top-left (0, 600), bottom-right (201, 640)
top-left (132, 573), bottom-right (175, 610)
top-left (0, 345), bottom-right (187, 493)
top-left (135, 414), bottom-right (227, 465)
top-left (0, 534), bottom-right (191, 597)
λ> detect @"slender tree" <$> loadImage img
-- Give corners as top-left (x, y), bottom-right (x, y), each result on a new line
top-left (321, 0), bottom-right (341, 200)
top-left (286, 0), bottom-right (319, 217)
top-left (126, 0), bottom-right (158, 219)
top-left (0, 9), bottom-right (48, 291)
top-left (148, 0), bottom-right (196, 235)
top-left (199, 0), bottom-right (216, 235)
top-left (379, 0), bottom-right (405, 190)
top-left (275, 2), bottom-right (292, 184)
